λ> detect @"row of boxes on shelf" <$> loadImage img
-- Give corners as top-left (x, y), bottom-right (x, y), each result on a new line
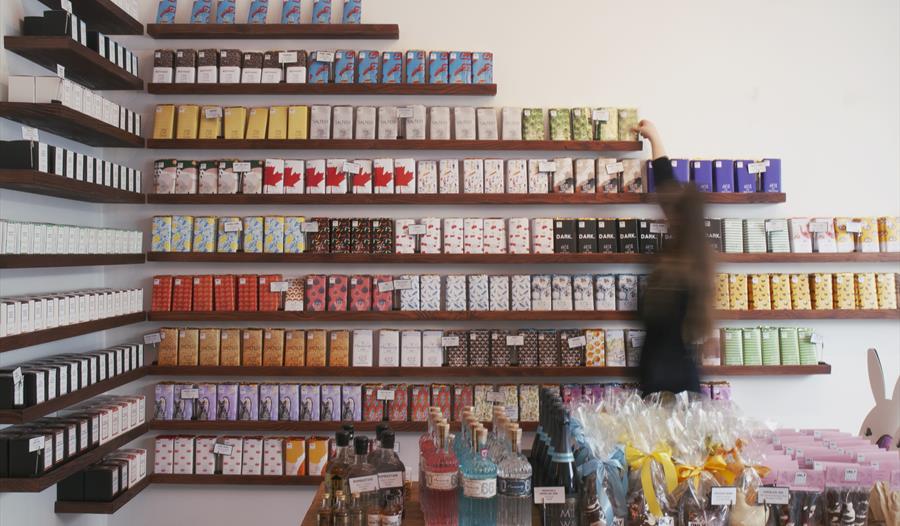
top-left (718, 217), bottom-right (899, 254)
top-left (0, 343), bottom-right (145, 410)
top-left (0, 288), bottom-right (144, 338)
top-left (152, 104), bottom-right (639, 142)
top-left (154, 327), bottom-right (645, 368)
top-left (0, 141), bottom-right (143, 193)
top-left (0, 220), bottom-right (141, 256)
top-left (9, 78), bottom-right (142, 135)
top-left (716, 327), bottom-right (819, 367)
top-left (154, 48), bottom-right (493, 85)
top-left (0, 395), bottom-right (146, 478)
top-left (57, 448), bottom-right (147, 503)
top-left (149, 273), bottom-right (648, 313)
top-left (157, 0), bottom-right (363, 24)
top-left (714, 272), bottom-right (898, 311)
top-left (154, 434), bottom-right (322, 477)
top-left (766, 429), bottom-right (899, 474)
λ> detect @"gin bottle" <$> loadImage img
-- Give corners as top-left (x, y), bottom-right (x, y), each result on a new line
top-left (346, 436), bottom-right (379, 526)
top-left (423, 422), bottom-right (458, 526)
top-left (497, 427), bottom-right (533, 526)
top-left (459, 427), bottom-right (498, 525)
top-left (373, 431), bottom-right (406, 511)
top-left (325, 431), bottom-right (352, 499)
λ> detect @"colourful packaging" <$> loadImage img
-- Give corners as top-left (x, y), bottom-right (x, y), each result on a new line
top-left (728, 274), bottom-right (749, 310)
top-left (770, 274), bottom-right (792, 310)
top-left (334, 50), bottom-right (356, 83)
top-left (833, 272), bottom-right (856, 309)
top-left (242, 216), bottom-right (263, 253)
top-left (342, 0), bottom-right (361, 23)
top-left (151, 216), bottom-right (172, 252)
top-left (811, 273), bottom-right (834, 310)
top-left (191, 1), bottom-right (214, 24)
top-left (216, 0), bottom-right (236, 23)
top-left (449, 51), bottom-right (472, 84)
top-left (790, 274), bottom-right (813, 310)
top-left (428, 51), bottom-right (449, 83)
top-left (381, 52), bottom-right (403, 84)
top-left (172, 215), bottom-right (193, 252)
top-left (356, 50), bottom-right (380, 83)
top-left (281, 0), bottom-right (302, 23)
top-left (340, 385), bottom-right (362, 421)
top-left (749, 274), bottom-right (772, 310)
top-left (311, 0), bottom-right (331, 23)
top-left (157, 0), bottom-right (178, 23)
top-left (855, 273), bottom-right (878, 309)
top-left (472, 52), bottom-right (493, 84)
top-left (406, 50), bottom-right (426, 84)
top-left (247, 0), bottom-right (269, 23)
top-left (876, 273), bottom-right (898, 309)
top-left (283, 438), bottom-right (306, 475)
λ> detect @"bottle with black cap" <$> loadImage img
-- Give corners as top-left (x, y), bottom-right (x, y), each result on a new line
top-left (368, 422), bottom-right (391, 463)
top-left (373, 430), bottom-right (406, 512)
top-left (346, 436), bottom-right (378, 526)
top-left (325, 431), bottom-right (352, 500)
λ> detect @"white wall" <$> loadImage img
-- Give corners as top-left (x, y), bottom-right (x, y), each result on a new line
top-left (1, 0), bottom-right (899, 525)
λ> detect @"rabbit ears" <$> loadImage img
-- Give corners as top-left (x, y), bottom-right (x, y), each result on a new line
top-left (867, 348), bottom-right (900, 403)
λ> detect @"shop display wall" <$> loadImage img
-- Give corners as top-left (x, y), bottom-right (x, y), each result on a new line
top-left (0, 1), bottom-right (898, 525)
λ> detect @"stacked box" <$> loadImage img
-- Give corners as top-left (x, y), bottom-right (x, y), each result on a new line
top-left (216, 217), bottom-right (241, 253)
top-left (152, 217), bottom-right (172, 252)
top-left (241, 329), bottom-right (263, 366)
top-left (720, 329), bottom-right (743, 366)
top-left (484, 218), bottom-right (506, 254)
top-left (516, 330), bottom-right (539, 367)
top-left (463, 159), bottom-right (484, 193)
top-left (464, 218), bottom-right (484, 254)
top-left (300, 384), bottom-right (320, 421)
top-left (878, 217), bottom-right (900, 252)
top-left (320, 385), bottom-right (341, 421)
top-left (394, 219), bottom-right (416, 254)
top-left (549, 109), bottom-right (572, 140)
top-left (220, 329), bottom-right (241, 365)
top-left (284, 330), bottom-right (305, 366)
top-left (304, 275), bottom-right (326, 311)
top-left (420, 217), bottom-right (442, 254)
top-left (263, 216), bottom-right (285, 253)
top-left (519, 385), bottom-right (539, 422)
top-left (216, 383), bottom-right (238, 420)
top-left (444, 329), bottom-right (468, 367)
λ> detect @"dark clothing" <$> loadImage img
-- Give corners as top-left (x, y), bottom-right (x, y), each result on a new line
top-left (638, 156), bottom-right (702, 395)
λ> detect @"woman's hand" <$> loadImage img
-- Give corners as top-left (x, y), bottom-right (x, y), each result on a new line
top-left (632, 119), bottom-right (666, 159)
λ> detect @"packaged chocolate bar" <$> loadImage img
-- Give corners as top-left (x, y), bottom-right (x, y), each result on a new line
top-left (467, 274), bottom-right (489, 311)
top-left (278, 384), bottom-right (300, 420)
top-left (216, 383), bottom-right (238, 421)
top-left (527, 159), bottom-right (551, 193)
top-left (319, 384), bottom-right (341, 422)
top-left (552, 275), bottom-right (574, 311)
top-left (448, 51), bottom-right (472, 84)
top-left (616, 274), bottom-right (639, 311)
top-left (220, 328), bottom-right (241, 365)
top-left (284, 329), bottom-right (305, 366)
top-left (381, 52), bottom-right (403, 84)
top-left (300, 384), bottom-right (320, 421)
top-left (729, 274), bottom-right (749, 310)
top-left (428, 51), bottom-right (449, 83)
top-left (240, 160), bottom-right (264, 193)
top-left (617, 108), bottom-right (639, 140)
top-left (305, 330), bottom-right (326, 367)
top-left (554, 218), bottom-right (577, 253)
top-left (340, 385), bottom-right (362, 421)
top-left (490, 330), bottom-right (512, 367)
top-left (238, 383), bottom-right (259, 421)
top-left (284, 437), bottom-right (306, 475)
top-left (444, 329), bottom-right (469, 367)
top-left (590, 107), bottom-right (618, 141)
top-left (549, 109), bottom-right (572, 140)
top-left (307, 53), bottom-right (332, 84)
top-left (241, 328), bottom-right (263, 366)
top-left (263, 329), bottom-right (285, 366)
top-left (522, 108), bottom-right (545, 140)
top-left (489, 274), bottom-right (510, 311)
top-left (329, 330), bottom-right (350, 366)
top-left (363, 384), bottom-right (383, 422)
top-left (538, 330), bottom-right (560, 367)
top-left (453, 385), bottom-right (474, 422)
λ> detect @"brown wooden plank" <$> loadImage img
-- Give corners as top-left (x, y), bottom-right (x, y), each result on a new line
top-left (148, 420), bottom-right (539, 432)
top-left (55, 476), bottom-right (150, 514)
top-left (716, 309), bottom-right (900, 320)
top-left (149, 474), bottom-right (324, 486)
top-left (0, 313), bottom-right (147, 354)
top-left (0, 170), bottom-right (145, 203)
top-left (0, 424), bottom-right (148, 492)
top-left (145, 139), bottom-right (642, 152)
top-left (0, 103), bottom-right (144, 147)
top-left (146, 23), bottom-right (399, 40)
top-left (147, 311), bottom-right (641, 322)
top-left (716, 252), bottom-right (900, 263)
top-left (147, 83), bottom-right (496, 96)
top-left (0, 254), bottom-right (145, 269)
top-left (4, 37), bottom-right (143, 90)
top-left (36, 0), bottom-right (143, 35)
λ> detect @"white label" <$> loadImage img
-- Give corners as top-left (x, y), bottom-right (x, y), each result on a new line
top-left (506, 335), bottom-right (525, 346)
top-left (567, 336), bottom-right (587, 348)
top-left (61, 0), bottom-right (72, 11)
top-left (592, 109), bottom-right (610, 122)
top-left (538, 161), bottom-right (557, 172)
top-left (300, 221), bottom-right (319, 233)
top-left (57, 64), bottom-right (66, 78)
top-left (223, 221), bottom-right (242, 232)
top-left (343, 162), bottom-right (361, 174)
top-left (844, 468), bottom-right (858, 482)
top-left (809, 220), bottom-right (829, 233)
top-left (270, 281), bottom-right (289, 292)
top-left (747, 162), bottom-right (767, 174)
top-left (392, 279), bottom-right (413, 290)
top-left (143, 333), bottom-right (161, 344)
top-left (425, 471), bottom-right (457, 490)
top-left (534, 487), bottom-right (565, 504)
top-left (204, 107), bottom-right (223, 119)
top-left (180, 388), bottom-right (199, 399)
top-left (486, 391), bottom-right (505, 402)
top-left (658, 518), bottom-right (674, 526)
top-left (765, 220), bottom-right (784, 232)
top-left (213, 443), bottom-right (234, 456)
top-left (397, 107), bottom-right (414, 119)
top-left (348, 474), bottom-right (379, 493)
top-left (794, 471), bottom-right (807, 485)
top-left (315, 51), bottom-right (335, 63)
top-left (376, 389), bottom-right (395, 401)
top-left (21, 126), bottom-right (39, 141)
top-left (845, 221), bottom-right (863, 233)
top-left (378, 471), bottom-right (404, 489)
top-left (377, 281), bottom-right (394, 293)
top-left (12, 367), bottom-right (23, 384)
top-left (710, 487), bottom-right (737, 506)
top-left (649, 223), bottom-right (668, 234)
top-left (757, 487), bottom-right (790, 505)
top-left (233, 162), bottom-right (251, 173)
top-left (606, 161), bottom-right (625, 174)
top-left (441, 336), bottom-right (459, 347)
top-left (407, 224), bottom-right (427, 235)
top-left (463, 477), bottom-right (497, 498)
top-left (278, 51), bottom-right (298, 64)
top-left (29, 436), bottom-right (45, 452)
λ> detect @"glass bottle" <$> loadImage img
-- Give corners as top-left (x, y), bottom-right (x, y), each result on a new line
top-left (380, 492), bottom-right (403, 526)
top-left (333, 491), bottom-right (350, 526)
top-left (423, 422), bottom-right (458, 526)
top-left (325, 431), bottom-right (352, 498)
top-left (497, 427), bottom-right (533, 526)
top-left (346, 436), bottom-right (379, 526)
top-left (373, 431), bottom-right (406, 511)
top-left (547, 411), bottom-right (578, 526)
top-left (316, 492), bottom-right (333, 526)
top-left (581, 471), bottom-right (603, 526)
top-left (347, 493), bottom-right (365, 526)
top-left (460, 426), bottom-right (498, 525)
top-left (419, 408), bottom-right (442, 515)
top-left (369, 422), bottom-right (391, 463)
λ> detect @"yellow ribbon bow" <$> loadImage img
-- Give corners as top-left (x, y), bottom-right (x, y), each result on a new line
top-left (625, 443), bottom-right (678, 518)
top-left (676, 454), bottom-right (735, 489)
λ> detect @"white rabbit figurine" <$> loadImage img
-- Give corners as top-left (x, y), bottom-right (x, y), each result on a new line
top-left (859, 348), bottom-right (900, 450)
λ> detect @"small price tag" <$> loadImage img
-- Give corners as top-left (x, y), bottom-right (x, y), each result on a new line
top-left (223, 220), bottom-right (242, 232)
top-left (845, 221), bottom-right (863, 233)
top-left (747, 162), bottom-right (767, 174)
top-left (21, 126), bottom-right (39, 142)
top-left (844, 468), bottom-right (858, 482)
top-left (534, 487), bottom-right (565, 505)
top-left (765, 220), bottom-right (784, 232)
top-left (809, 333), bottom-right (823, 344)
top-left (486, 391), bottom-right (505, 403)
top-left (278, 51), bottom-right (299, 64)
top-left (392, 279), bottom-right (413, 290)
top-left (343, 162), bottom-right (361, 174)
top-left (143, 332), bottom-right (162, 344)
top-left (377, 389), bottom-right (395, 401)
top-left (591, 109), bottom-right (610, 122)
top-left (300, 221), bottom-right (319, 233)
top-left (213, 443), bottom-right (234, 456)
top-left (567, 336), bottom-right (586, 348)
top-left (606, 161), bottom-right (625, 174)
top-left (809, 220), bottom-right (829, 233)
top-left (649, 223), bottom-right (668, 234)
top-left (12, 367), bottom-right (23, 385)
top-left (378, 471), bottom-right (404, 489)
top-left (29, 436), bottom-right (45, 452)
top-left (441, 336), bottom-right (459, 347)
top-left (180, 388), bottom-right (200, 399)
top-left (398, 106), bottom-right (415, 119)
top-left (794, 471), bottom-right (807, 485)
top-left (407, 224), bottom-right (427, 235)
top-left (710, 487), bottom-right (737, 506)
top-left (538, 161), bottom-right (557, 172)
top-left (315, 51), bottom-right (335, 63)
top-left (657, 518), bottom-right (674, 526)
top-left (270, 281), bottom-right (289, 292)
top-left (630, 333), bottom-right (646, 348)
top-left (204, 107), bottom-right (223, 119)
top-left (377, 281), bottom-right (394, 292)
top-left (757, 487), bottom-right (790, 505)
top-left (233, 162), bottom-right (251, 173)
top-left (61, 0), bottom-right (72, 12)
top-left (506, 335), bottom-right (524, 346)
top-left (813, 461), bottom-right (825, 471)
top-left (57, 64), bottom-right (65, 78)
top-left (856, 453), bottom-right (866, 463)
top-left (348, 475), bottom-right (379, 494)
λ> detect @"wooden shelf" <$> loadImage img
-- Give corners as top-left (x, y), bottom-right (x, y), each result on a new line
top-left (145, 139), bottom-right (643, 152)
top-left (0, 312), bottom-right (147, 354)
top-left (147, 310), bottom-right (899, 322)
top-left (0, 169), bottom-right (144, 203)
top-left (146, 23), bottom-right (399, 40)
top-left (0, 368), bottom-right (147, 424)
top-left (146, 364), bottom-right (831, 378)
top-left (37, 0), bottom-right (143, 35)
top-left (55, 476), bottom-right (150, 514)
top-left (4, 37), bottom-right (143, 90)
top-left (716, 252), bottom-right (900, 263)
top-left (0, 103), bottom-right (144, 147)
top-left (148, 83), bottom-right (497, 96)
top-left (0, 424), bottom-right (148, 493)
top-left (0, 254), bottom-right (145, 269)
top-left (149, 474), bottom-right (323, 486)
top-left (149, 420), bottom-right (539, 433)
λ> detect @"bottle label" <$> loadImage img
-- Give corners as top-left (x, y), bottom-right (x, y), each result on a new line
top-left (498, 477), bottom-right (532, 497)
top-left (366, 513), bottom-right (380, 526)
top-left (377, 471), bottom-right (404, 489)
top-left (381, 515), bottom-right (402, 526)
top-left (425, 471), bottom-right (458, 490)
top-left (463, 476), bottom-right (497, 498)
top-left (553, 499), bottom-right (578, 526)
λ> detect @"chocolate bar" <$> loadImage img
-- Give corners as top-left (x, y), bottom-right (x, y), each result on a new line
top-left (554, 219), bottom-right (576, 253)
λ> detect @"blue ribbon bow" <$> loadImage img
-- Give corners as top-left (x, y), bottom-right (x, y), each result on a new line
top-left (571, 419), bottom-right (629, 526)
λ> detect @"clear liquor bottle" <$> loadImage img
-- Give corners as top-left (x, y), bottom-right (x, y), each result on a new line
top-left (348, 493), bottom-right (365, 526)
top-left (316, 492), bottom-right (333, 526)
top-left (380, 492), bottom-right (403, 526)
top-left (373, 431), bottom-right (406, 512)
top-left (368, 422), bottom-right (391, 464)
top-left (497, 427), bottom-right (533, 526)
top-left (346, 436), bottom-right (379, 526)
top-left (325, 431), bottom-right (353, 499)
top-left (459, 426), bottom-right (498, 525)
top-left (547, 411), bottom-right (578, 526)
top-left (333, 490), bottom-right (350, 526)
top-left (423, 422), bottom-right (458, 526)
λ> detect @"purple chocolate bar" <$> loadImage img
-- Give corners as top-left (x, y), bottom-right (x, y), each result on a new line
top-left (646, 160), bottom-right (655, 193)
top-left (670, 158), bottom-right (689, 184)
top-left (714, 159), bottom-right (735, 192)
top-left (735, 160), bottom-right (756, 193)
top-left (174, 384), bottom-right (195, 420)
top-left (239, 383), bottom-right (259, 421)
top-left (320, 384), bottom-right (341, 421)
top-left (279, 384), bottom-right (300, 421)
top-left (154, 383), bottom-right (174, 420)
top-left (690, 160), bottom-right (713, 192)
top-left (341, 385), bottom-right (362, 421)
top-left (216, 383), bottom-right (238, 421)
top-left (259, 383), bottom-right (278, 421)
top-left (301, 384), bottom-right (321, 421)
top-left (762, 158), bottom-right (781, 192)
top-left (196, 383), bottom-right (216, 421)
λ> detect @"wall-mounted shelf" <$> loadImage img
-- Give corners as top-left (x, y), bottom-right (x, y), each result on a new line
top-left (146, 364), bottom-right (831, 378)
top-left (149, 420), bottom-right (539, 433)
top-left (149, 474), bottom-right (323, 486)
top-left (0, 424), bottom-right (148, 493)
top-left (0, 170), bottom-right (145, 203)
top-left (146, 23), bottom-right (399, 40)
top-left (147, 83), bottom-right (497, 96)
top-left (0, 312), bottom-right (147, 354)
top-left (718, 309), bottom-right (899, 320)
top-left (0, 103), bottom-right (144, 147)
top-left (145, 139), bottom-right (643, 152)
top-left (0, 254), bottom-right (145, 269)
top-left (55, 477), bottom-right (150, 515)
top-left (0, 368), bottom-right (147, 424)
top-left (37, 0), bottom-right (143, 35)
top-left (4, 37), bottom-right (143, 90)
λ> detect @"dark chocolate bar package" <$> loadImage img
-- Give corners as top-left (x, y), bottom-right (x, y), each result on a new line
top-left (350, 218), bottom-right (372, 253)
top-left (242, 51), bottom-right (263, 69)
top-left (371, 218), bottom-right (394, 254)
top-left (175, 49), bottom-right (197, 68)
top-left (517, 329), bottom-right (539, 367)
top-left (468, 330), bottom-right (491, 367)
top-left (617, 218), bottom-right (639, 253)
top-left (638, 220), bottom-right (662, 254)
top-left (197, 49), bottom-right (217, 67)
top-left (489, 330), bottom-right (512, 367)
top-left (553, 219), bottom-right (577, 253)
top-left (305, 217), bottom-right (331, 253)
top-left (596, 219), bottom-right (618, 253)
top-left (329, 218), bottom-right (352, 254)
top-left (444, 329), bottom-right (469, 367)
top-left (559, 329), bottom-right (586, 367)
top-left (537, 330), bottom-right (560, 367)
top-left (576, 218), bottom-right (598, 253)
top-left (704, 218), bottom-right (723, 252)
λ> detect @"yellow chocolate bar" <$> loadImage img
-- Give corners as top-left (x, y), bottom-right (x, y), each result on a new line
top-left (876, 273), bottom-right (898, 309)
top-left (857, 217), bottom-right (879, 252)
top-left (223, 106), bottom-right (247, 139)
top-left (305, 330), bottom-right (327, 366)
top-left (268, 106), bottom-right (288, 140)
top-left (152, 104), bottom-right (176, 139)
top-left (832, 273), bottom-right (855, 310)
top-left (790, 274), bottom-right (812, 310)
top-left (728, 274), bottom-right (748, 310)
top-left (177, 328), bottom-right (199, 366)
top-left (855, 273), bottom-right (878, 309)
top-left (246, 107), bottom-right (269, 140)
top-left (329, 330), bottom-right (350, 366)
top-left (220, 328), bottom-right (241, 366)
top-left (288, 106), bottom-right (309, 139)
top-left (157, 327), bottom-right (179, 366)
top-left (714, 273), bottom-right (730, 310)
top-left (878, 217), bottom-right (900, 252)
top-left (176, 104), bottom-right (199, 139)
top-left (770, 274), bottom-right (791, 310)
top-left (749, 273), bottom-right (772, 310)
top-left (198, 106), bottom-right (222, 139)
top-left (811, 273), bottom-right (834, 310)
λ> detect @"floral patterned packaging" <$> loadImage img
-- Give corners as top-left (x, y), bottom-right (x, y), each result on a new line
top-left (585, 329), bottom-right (606, 366)
top-left (531, 274), bottom-right (552, 311)
top-left (551, 274), bottom-right (574, 311)
top-left (511, 275), bottom-right (532, 311)
top-left (489, 275), bottom-right (510, 311)
top-left (444, 275), bottom-right (467, 311)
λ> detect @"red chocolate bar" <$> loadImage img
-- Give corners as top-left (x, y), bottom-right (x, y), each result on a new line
top-left (350, 219), bottom-right (372, 254)
top-left (371, 218), bottom-right (394, 254)
top-left (151, 275), bottom-right (174, 311)
top-left (326, 275), bottom-right (349, 311)
top-left (388, 384), bottom-right (408, 422)
top-left (410, 384), bottom-right (430, 422)
top-left (172, 275), bottom-right (194, 311)
top-left (192, 275), bottom-right (214, 311)
top-left (258, 274), bottom-right (283, 311)
top-left (431, 384), bottom-right (451, 418)
top-left (363, 384), bottom-right (384, 422)
top-left (214, 275), bottom-right (236, 311)
top-left (372, 275), bottom-right (394, 311)
top-left (237, 274), bottom-right (259, 312)
top-left (453, 385), bottom-right (474, 422)
top-left (305, 274), bottom-right (326, 311)
top-left (329, 218), bottom-right (352, 254)
top-left (349, 275), bottom-right (372, 311)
